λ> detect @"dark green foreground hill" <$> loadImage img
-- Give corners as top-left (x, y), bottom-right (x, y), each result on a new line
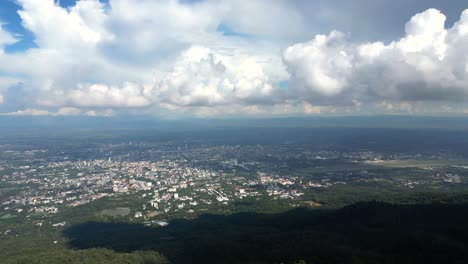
top-left (4, 199), bottom-right (468, 264)
top-left (4, 248), bottom-right (169, 264)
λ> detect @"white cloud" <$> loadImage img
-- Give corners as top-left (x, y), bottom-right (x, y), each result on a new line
top-left (3, 0), bottom-right (286, 115)
top-left (1, 108), bottom-right (50, 116)
top-left (0, 77), bottom-right (22, 107)
top-left (40, 82), bottom-right (151, 108)
top-left (0, 107), bottom-right (114, 117)
top-left (1, 2), bottom-right (468, 117)
top-left (149, 46), bottom-right (274, 108)
top-left (55, 107), bottom-right (83, 116)
top-left (219, 0), bottom-right (305, 40)
top-left (0, 77), bottom-right (21, 88)
top-left (283, 31), bottom-right (353, 97)
top-left (0, 23), bottom-right (17, 50)
top-left (18, 0), bottom-right (108, 50)
top-left (283, 8), bottom-right (468, 106)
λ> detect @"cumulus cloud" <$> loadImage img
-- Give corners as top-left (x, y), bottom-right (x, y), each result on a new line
top-left (40, 82), bottom-right (151, 108)
top-left (55, 107), bottom-right (84, 116)
top-left (0, 23), bottom-right (17, 50)
top-left (18, 0), bottom-right (107, 49)
top-left (149, 46), bottom-right (274, 108)
top-left (100, 0), bottom-right (224, 62)
top-left (284, 31), bottom-right (353, 97)
top-left (0, 107), bottom-right (113, 117)
top-left (2, 0), bottom-right (287, 116)
top-left (0, 77), bottom-right (22, 105)
top-left (219, 0), bottom-right (305, 40)
top-left (1, 1), bottom-right (468, 116)
top-left (1, 108), bottom-right (50, 116)
top-left (283, 8), bottom-right (468, 106)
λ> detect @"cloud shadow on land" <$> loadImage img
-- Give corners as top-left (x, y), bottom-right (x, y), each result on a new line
top-left (63, 201), bottom-right (468, 263)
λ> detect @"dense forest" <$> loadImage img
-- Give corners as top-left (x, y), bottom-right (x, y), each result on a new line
top-left (4, 192), bottom-right (468, 263)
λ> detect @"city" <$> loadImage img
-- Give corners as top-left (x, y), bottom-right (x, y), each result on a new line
top-left (2, 136), bottom-right (468, 234)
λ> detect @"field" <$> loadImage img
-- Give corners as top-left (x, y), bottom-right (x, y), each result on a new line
top-left (367, 159), bottom-right (468, 168)
top-left (0, 213), bottom-right (17, 219)
top-left (98, 208), bottom-right (131, 217)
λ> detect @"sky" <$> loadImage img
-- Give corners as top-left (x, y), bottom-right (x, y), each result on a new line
top-left (0, 0), bottom-right (467, 118)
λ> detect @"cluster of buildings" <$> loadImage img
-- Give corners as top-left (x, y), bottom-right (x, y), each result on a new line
top-left (1, 142), bottom-right (467, 225)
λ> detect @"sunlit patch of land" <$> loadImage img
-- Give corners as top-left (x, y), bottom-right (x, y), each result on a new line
top-left (366, 159), bottom-right (468, 168)
top-left (98, 207), bottom-right (131, 217)
top-left (304, 201), bottom-right (322, 207)
top-left (0, 213), bottom-right (17, 219)
top-left (146, 211), bottom-right (162, 218)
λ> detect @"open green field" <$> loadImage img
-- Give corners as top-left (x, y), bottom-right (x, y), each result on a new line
top-left (367, 160), bottom-right (468, 168)
top-left (98, 207), bottom-right (131, 217)
top-left (0, 214), bottom-right (17, 219)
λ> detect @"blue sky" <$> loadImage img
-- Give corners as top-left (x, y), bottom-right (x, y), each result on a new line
top-left (1, 0), bottom-right (93, 53)
top-left (0, 0), bottom-right (467, 118)
top-left (0, 0), bottom-right (35, 53)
